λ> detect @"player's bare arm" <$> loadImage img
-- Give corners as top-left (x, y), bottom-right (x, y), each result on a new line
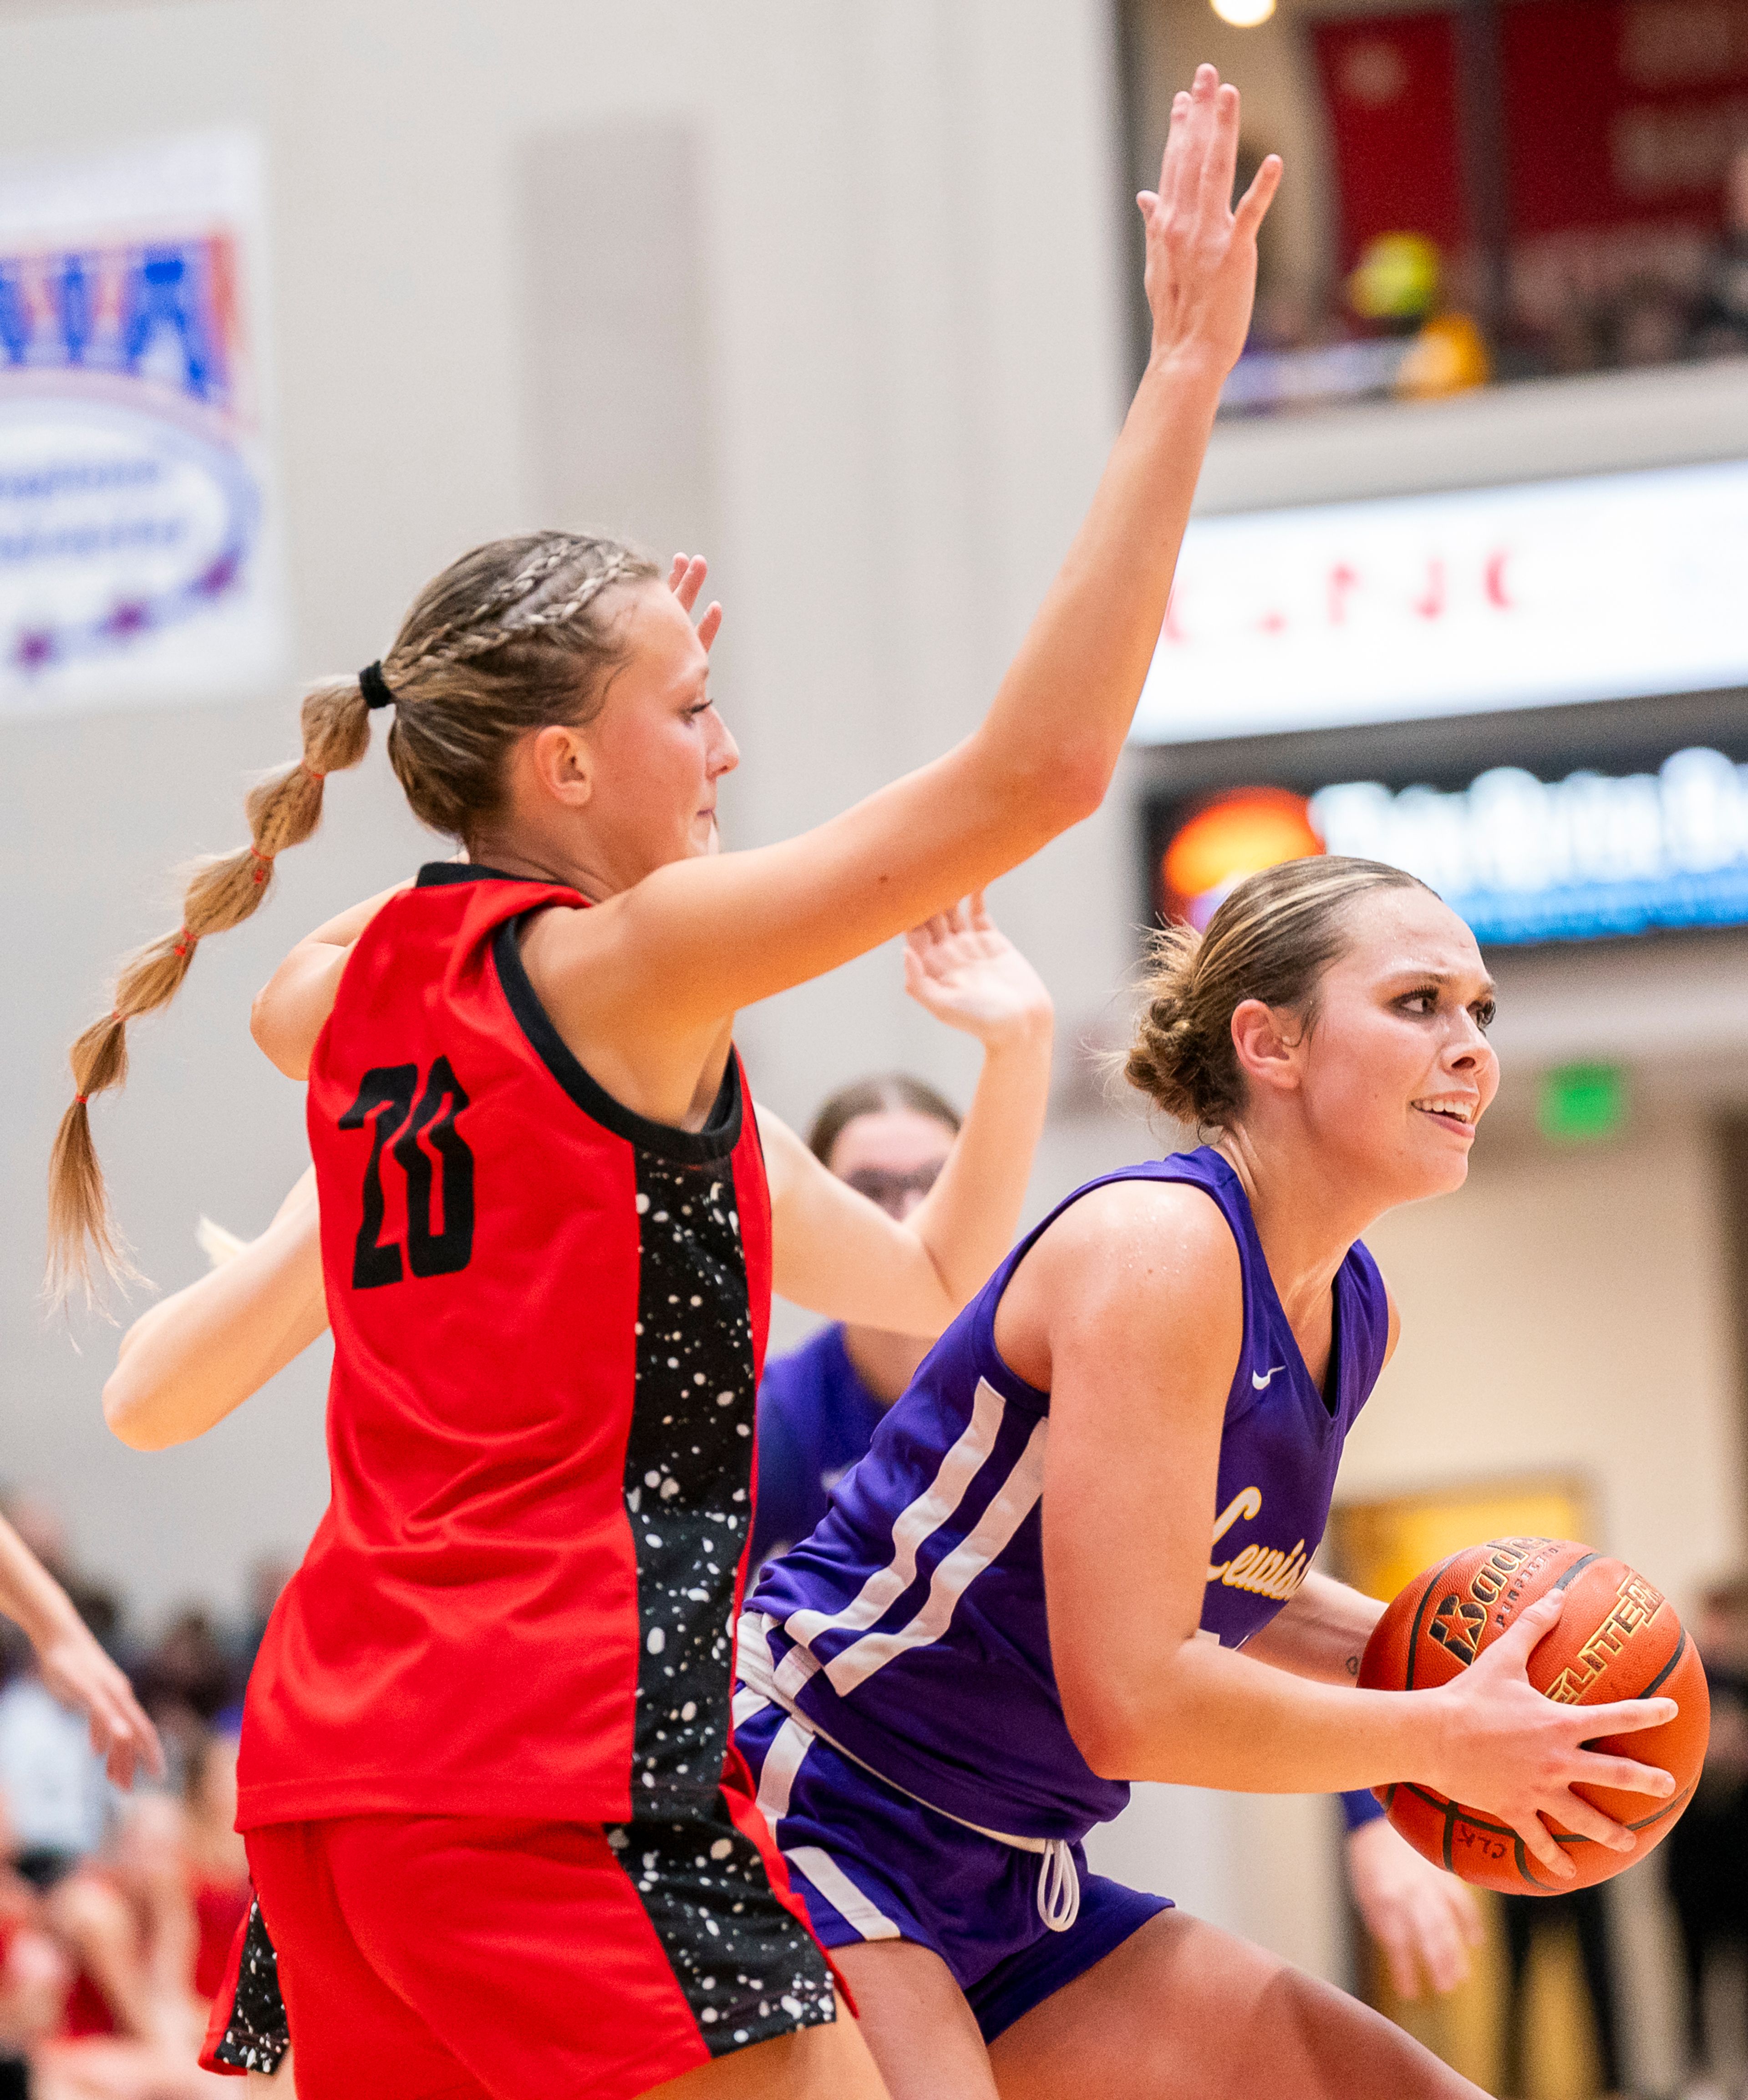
top-left (103, 1171), bottom-right (325, 1450)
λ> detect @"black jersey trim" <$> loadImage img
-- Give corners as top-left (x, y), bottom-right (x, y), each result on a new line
top-left (492, 917), bottom-right (742, 1162)
top-left (417, 861), bottom-right (547, 889)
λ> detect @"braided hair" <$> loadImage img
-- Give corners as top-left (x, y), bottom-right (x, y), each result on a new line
top-left (47, 529), bottom-right (659, 1306)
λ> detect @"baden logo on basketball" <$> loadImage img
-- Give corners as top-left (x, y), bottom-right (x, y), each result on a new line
top-left (1428, 1593), bottom-right (1486, 1664)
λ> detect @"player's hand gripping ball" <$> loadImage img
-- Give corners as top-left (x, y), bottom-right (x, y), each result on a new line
top-left (1359, 1537), bottom-right (1708, 1893)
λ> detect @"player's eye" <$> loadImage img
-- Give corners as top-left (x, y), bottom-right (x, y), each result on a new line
top-left (1472, 997), bottom-right (1497, 1032)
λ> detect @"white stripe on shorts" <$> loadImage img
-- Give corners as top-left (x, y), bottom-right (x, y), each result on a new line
top-left (753, 1713), bottom-right (814, 1828)
top-left (784, 1844), bottom-right (901, 1942)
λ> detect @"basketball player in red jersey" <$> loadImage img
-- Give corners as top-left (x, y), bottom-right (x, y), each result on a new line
top-left (50, 67), bottom-right (1277, 2100)
top-left (106, 901), bottom-right (1052, 2096)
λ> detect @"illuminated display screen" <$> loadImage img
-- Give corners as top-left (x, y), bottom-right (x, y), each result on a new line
top-left (1149, 747), bottom-right (1748, 948)
top-left (1132, 459), bottom-right (1748, 745)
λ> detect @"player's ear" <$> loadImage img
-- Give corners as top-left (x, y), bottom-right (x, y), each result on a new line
top-left (1229, 997), bottom-right (1304, 1098)
top-left (523, 722), bottom-right (595, 812)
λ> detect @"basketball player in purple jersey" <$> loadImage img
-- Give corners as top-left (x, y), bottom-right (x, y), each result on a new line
top-left (738, 856), bottom-right (1681, 2100)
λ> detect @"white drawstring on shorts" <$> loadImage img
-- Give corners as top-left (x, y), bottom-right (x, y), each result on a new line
top-left (736, 1612), bottom-right (1082, 1935)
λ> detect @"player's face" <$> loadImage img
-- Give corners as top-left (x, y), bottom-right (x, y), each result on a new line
top-left (575, 582), bottom-right (739, 881)
top-left (1295, 887), bottom-right (1499, 1205)
top-left (828, 1109), bottom-right (957, 1220)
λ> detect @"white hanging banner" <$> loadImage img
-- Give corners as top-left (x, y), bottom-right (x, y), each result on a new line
top-left (1134, 458), bottom-right (1748, 744)
top-left (0, 131), bottom-right (285, 716)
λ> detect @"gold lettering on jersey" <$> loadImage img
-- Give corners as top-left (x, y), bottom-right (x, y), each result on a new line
top-left (1206, 1489), bottom-right (1309, 1601)
top-left (1545, 1573), bottom-right (1666, 1705)
top-left (1206, 1486), bottom-right (1264, 1579)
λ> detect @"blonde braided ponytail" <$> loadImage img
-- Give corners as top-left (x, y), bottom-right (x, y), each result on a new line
top-left (46, 680), bottom-right (372, 1307)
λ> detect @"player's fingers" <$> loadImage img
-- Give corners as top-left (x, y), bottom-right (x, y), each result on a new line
top-left (1156, 91), bottom-right (1192, 217)
top-left (668, 553), bottom-right (689, 590)
top-left (1574, 1698), bottom-right (1679, 1746)
top-left (1234, 154), bottom-right (1284, 243)
top-left (1481, 1591), bottom-right (1565, 1670)
top-left (671, 554), bottom-right (709, 614)
top-left (1183, 64), bottom-right (1220, 188)
top-left (1571, 1743), bottom-right (1677, 1797)
top-left (1378, 1920), bottom-right (1421, 2001)
top-left (1413, 1899), bottom-right (1466, 1995)
top-left (1550, 1790), bottom-right (1639, 1851)
top-left (118, 1690), bottom-right (166, 1780)
top-left (697, 600), bottom-right (723, 651)
top-left (1197, 80), bottom-right (1242, 223)
top-left (1514, 1813), bottom-right (1575, 1881)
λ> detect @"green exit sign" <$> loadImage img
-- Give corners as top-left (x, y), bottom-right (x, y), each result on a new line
top-left (1538, 1063), bottom-right (1626, 1143)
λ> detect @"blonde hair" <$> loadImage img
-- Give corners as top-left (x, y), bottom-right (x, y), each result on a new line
top-left (47, 529), bottom-right (660, 1307)
top-left (1126, 855), bottom-right (1430, 1130)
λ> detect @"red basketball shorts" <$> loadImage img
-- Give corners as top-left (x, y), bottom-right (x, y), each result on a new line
top-left (243, 1792), bottom-right (839, 2100)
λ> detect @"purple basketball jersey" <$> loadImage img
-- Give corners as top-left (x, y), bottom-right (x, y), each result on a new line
top-left (744, 1146), bottom-right (1391, 1843)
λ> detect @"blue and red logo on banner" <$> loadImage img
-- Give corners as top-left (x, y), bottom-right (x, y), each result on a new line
top-left (0, 228), bottom-right (264, 686)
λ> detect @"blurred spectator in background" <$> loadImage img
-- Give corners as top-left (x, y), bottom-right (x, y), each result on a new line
top-left (0, 1499), bottom-right (163, 2096)
top-left (1496, 1885), bottom-right (1625, 2100)
top-left (221, 1564), bottom-right (293, 1700)
top-left (34, 1733), bottom-right (248, 2095)
top-left (1664, 1575), bottom-right (1748, 2100)
top-left (1690, 148), bottom-right (1748, 361)
top-left (747, 1074), bottom-right (962, 1572)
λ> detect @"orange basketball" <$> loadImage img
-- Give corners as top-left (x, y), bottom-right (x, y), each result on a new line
top-left (1357, 1536), bottom-right (1709, 1893)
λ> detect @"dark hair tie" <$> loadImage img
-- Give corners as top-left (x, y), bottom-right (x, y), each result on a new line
top-left (359, 661), bottom-right (396, 711)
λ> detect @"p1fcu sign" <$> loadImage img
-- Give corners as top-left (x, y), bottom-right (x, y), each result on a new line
top-left (0, 132), bottom-right (285, 716)
top-left (1132, 458), bottom-right (1748, 744)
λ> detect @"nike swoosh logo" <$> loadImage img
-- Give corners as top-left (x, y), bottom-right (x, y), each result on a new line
top-left (1251, 1366), bottom-right (1286, 1390)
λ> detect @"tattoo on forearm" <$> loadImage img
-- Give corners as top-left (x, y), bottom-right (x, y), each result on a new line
top-left (1345, 1653), bottom-right (1360, 1679)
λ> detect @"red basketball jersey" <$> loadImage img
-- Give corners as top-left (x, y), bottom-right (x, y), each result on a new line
top-left (237, 864), bottom-right (772, 1829)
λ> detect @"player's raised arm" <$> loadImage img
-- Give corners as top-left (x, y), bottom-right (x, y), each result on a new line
top-left (541, 71), bottom-right (1277, 1042)
top-left (243, 66), bottom-right (1271, 1081)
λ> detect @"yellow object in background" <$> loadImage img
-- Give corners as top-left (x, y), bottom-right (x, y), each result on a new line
top-left (1397, 312), bottom-right (1492, 399)
top-left (1348, 232), bottom-right (1443, 324)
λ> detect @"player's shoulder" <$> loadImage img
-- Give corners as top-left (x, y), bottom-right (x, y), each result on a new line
top-left (1016, 1170), bottom-right (1243, 1331)
top-left (1045, 1169), bottom-right (1239, 1265)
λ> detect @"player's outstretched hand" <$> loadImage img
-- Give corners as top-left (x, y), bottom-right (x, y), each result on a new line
top-left (1425, 1590), bottom-right (1678, 1881)
top-left (667, 552), bottom-right (722, 653)
top-left (903, 895), bottom-right (1053, 1050)
top-left (1138, 63), bottom-right (1281, 381)
top-left (38, 1617), bottom-right (164, 1791)
top-left (1346, 1815), bottom-right (1484, 1999)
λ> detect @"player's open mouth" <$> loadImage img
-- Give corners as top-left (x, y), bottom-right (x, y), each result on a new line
top-left (1411, 1096), bottom-right (1477, 1130)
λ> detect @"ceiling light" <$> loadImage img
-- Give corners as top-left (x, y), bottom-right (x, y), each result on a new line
top-left (1210, 0), bottom-right (1277, 25)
